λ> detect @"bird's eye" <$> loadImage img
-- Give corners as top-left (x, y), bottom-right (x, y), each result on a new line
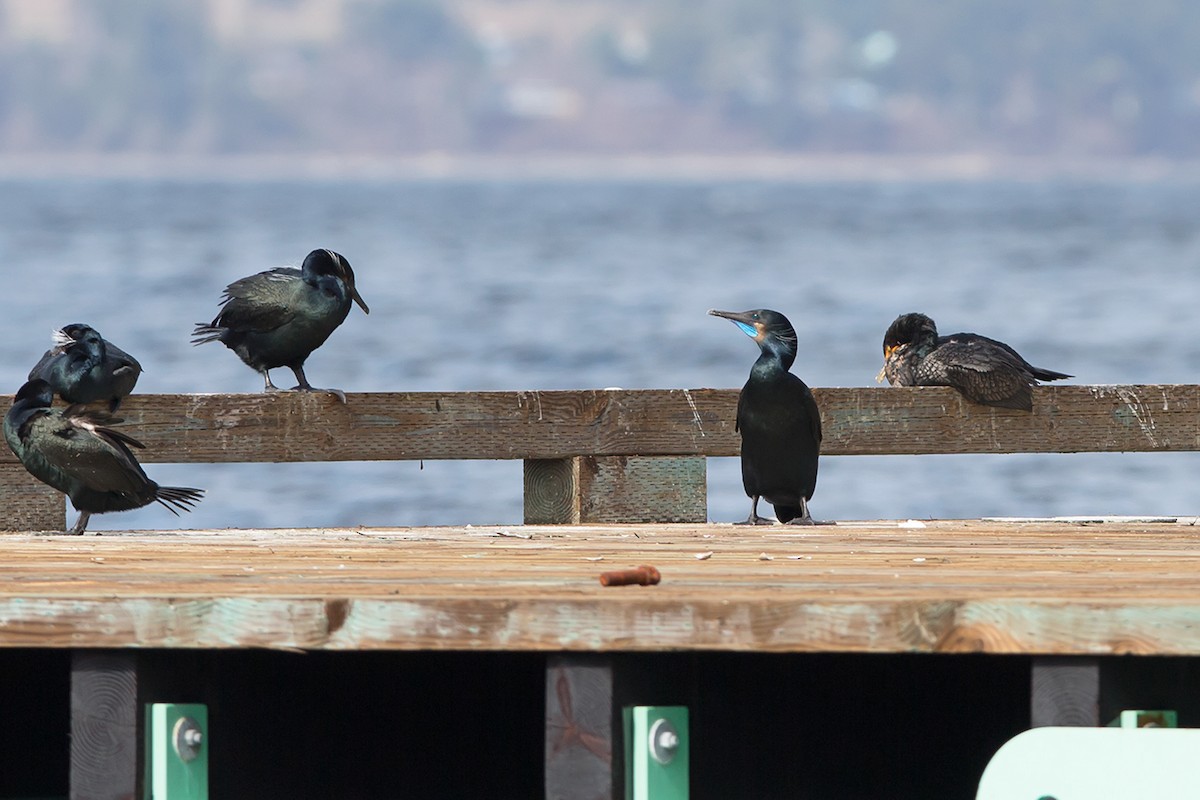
top-left (751, 313), bottom-right (759, 320)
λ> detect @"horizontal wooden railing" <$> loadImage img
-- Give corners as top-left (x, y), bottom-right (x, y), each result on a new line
top-left (2, 384), bottom-right (1198, 530)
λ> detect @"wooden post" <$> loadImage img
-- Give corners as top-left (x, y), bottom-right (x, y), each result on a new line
top-left (71, 651), bottom-right (140, 800)
top-left (0, 463), bottom-right (65, 533)
top-left (525, 457), bottom-right (706, 524)
top-left (1031, 657), bottom-right (1100, 727)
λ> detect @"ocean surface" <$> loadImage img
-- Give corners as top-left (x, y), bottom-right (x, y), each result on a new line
top-left (3, 175), bottom-right (1200, 530)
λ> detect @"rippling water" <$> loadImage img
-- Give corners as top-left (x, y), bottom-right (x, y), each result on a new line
top-left (3, 176), bottom-right (1200, 530)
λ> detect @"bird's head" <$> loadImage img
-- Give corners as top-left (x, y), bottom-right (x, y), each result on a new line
top-left (302, 249), bottom-right (370, 315)
top-left (53, 324), bottom-right (106, 362)
top-left (13, 378), bottom-right (54, 408)
top-left (708, 308), bottom-right (798, 366)
top-left (877, 312), bottom-right (938, 382)
top-left (51, 323), bottom-right (100, 352)
top-left (882, 312), bottom-right (938, 359)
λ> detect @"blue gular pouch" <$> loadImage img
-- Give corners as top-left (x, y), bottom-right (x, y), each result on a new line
top-left (735, 321), bottom-right (758, 338)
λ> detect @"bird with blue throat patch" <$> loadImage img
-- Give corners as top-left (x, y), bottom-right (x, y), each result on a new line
top-left (709, 308), bottom-right (822, 525)
top-left (28, 323), bottom-right (142, 412)
top-left (878, 312), bottom-right (1071, 411)
top-left (5, 379), bottom-right (204, 535)
top-left (192, 248), bottom-right (369, 403)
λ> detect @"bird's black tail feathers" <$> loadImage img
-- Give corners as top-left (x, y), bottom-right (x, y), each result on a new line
top-left (155, 486), bottom-right (205, 515)
top-left (190, 324), bottom-right (223, 346)
top-left (774, 505), bottom-right (802, 524)
top-left (1031, 367), bottom-right (1072, 382)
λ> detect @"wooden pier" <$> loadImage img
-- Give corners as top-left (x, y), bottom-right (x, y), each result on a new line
top-left (1, 386), bottom-right (1198, 798)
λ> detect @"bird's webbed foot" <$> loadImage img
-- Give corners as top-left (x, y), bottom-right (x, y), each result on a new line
top-left (288, 385), bottom-right (347, 404)
top-left (288, 367), bottom-right (347, 403)
top-left (65, 511), bottom-right (91, 536)
top-left (734, 512), bottom-right (775, 526)
top-left (734, 496), bottom-right (775, 525)
top-left (261, 371), bottom-right (284, 393)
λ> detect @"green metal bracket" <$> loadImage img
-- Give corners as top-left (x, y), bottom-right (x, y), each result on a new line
top-left (1107, 709), bottom-right (1177, 728)
top-left (623, 705), bottom-right (688, 800)
top-left (144, 703), bottom-right (208, 800)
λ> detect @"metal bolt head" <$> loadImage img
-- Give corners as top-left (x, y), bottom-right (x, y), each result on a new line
top-left (648, 718), bottom-right (678, 764)
top-left (173, 716), bottom-right (204, 762)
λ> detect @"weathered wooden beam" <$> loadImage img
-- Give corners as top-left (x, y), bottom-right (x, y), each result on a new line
top-left (1, 385), bottom-right (1195, 466)
top-left (2, 595), bottom-right (1198, 655)
top-left (1, 522), bottom-right (1197, 653)
top-left (0, 463), bottom-right (65, 532)
top-left (1031, 657), bottom-right (1100, 727)
top-left (525, 456), bottom-right (707, 524)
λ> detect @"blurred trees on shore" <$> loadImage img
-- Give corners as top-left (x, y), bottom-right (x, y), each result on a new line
top-left (1, 0), bottom-right (1198, 157)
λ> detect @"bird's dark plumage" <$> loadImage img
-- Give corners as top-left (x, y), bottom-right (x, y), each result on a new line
top-left (192, 249), bottom-right (369, 402)
top-left (880, 312), bottom-right (1072, 411)
top-left (710, 308), bottom-right (822, 525)
top-left (28, 324), bottom-right (142, 411)
top-left (4, 379), bottom-right (203, 535)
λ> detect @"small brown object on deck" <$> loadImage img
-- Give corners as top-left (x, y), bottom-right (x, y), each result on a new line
top-left (599, 565), bottom-right (661, 587)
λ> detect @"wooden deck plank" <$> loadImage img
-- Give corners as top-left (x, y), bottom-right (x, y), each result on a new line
top-left (1, 385), bottom-right (1197, 466)
top-left (0, 520), bottom-right (1197, 654)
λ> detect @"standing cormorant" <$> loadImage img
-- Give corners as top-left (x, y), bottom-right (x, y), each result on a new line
top-left (878, 312), bottom-right (1071, 411)
top-left (192, 249), bottom-right (369, 402)
top-left (28, 324), bottom-right (142, 411)
top-left (4, 379), bottom-right (204, 535)
top-left (709, 308), bottom-right (822, 525)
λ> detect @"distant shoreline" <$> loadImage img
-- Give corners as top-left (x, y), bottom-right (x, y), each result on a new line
top-left (1, 152), bottom-right (1199, 182)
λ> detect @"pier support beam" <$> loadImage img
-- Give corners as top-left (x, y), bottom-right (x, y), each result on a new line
top-left (524, 457), bottom-right (707, 524)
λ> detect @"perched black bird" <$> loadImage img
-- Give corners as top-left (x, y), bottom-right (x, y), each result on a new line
top-left (710, 308), bottom-right (822, 525)
top-left (192, 249), bottom-right (369, 402)
top-left (28, 324), bottom-right (142, 411)
top-left (4, 379), bottom-right (203, 535)
top-left (879, 312), bottom-right (1072, 411)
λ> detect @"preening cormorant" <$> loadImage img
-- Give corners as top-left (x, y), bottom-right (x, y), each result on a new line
top-left (192, 249), bottom-right (369, 402)
top-left (878, 312), bottom-right (1071, 411)
top-left (28, 324), bottom-right (142, 411)
top-left (4, 379), bottom-right (203, 535)
top-left (709, 308), bottom-right (822, 525)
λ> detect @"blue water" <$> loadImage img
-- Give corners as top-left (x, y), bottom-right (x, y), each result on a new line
top-left (3, 176), bottom-right (1200, 530)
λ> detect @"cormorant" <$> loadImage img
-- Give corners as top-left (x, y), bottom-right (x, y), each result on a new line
top-left (709, 308), bottom-right (822, 525)
top-left (192, 249), bottom-right (369, 402)
top-left (4, 379), bottom-right (203, 535)
top-left (28, 324), bottom-right (142, 411)
top-left (878, 312), bottom-right (1072, 411)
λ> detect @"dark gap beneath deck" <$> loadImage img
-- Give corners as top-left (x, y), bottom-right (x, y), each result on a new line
top-left (4, 651), bottom-right (1200, 799)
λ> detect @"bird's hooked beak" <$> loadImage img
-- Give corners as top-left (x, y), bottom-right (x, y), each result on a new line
top-left (708, 309), bottom-right (764, 342)
top-left (876, 344), bottom-right (900, 384)
top-left (323, 250), bottom-right (369, 314)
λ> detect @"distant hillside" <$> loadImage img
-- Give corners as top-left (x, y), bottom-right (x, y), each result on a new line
top-left (1, 0), bottom-right (1198, 157)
